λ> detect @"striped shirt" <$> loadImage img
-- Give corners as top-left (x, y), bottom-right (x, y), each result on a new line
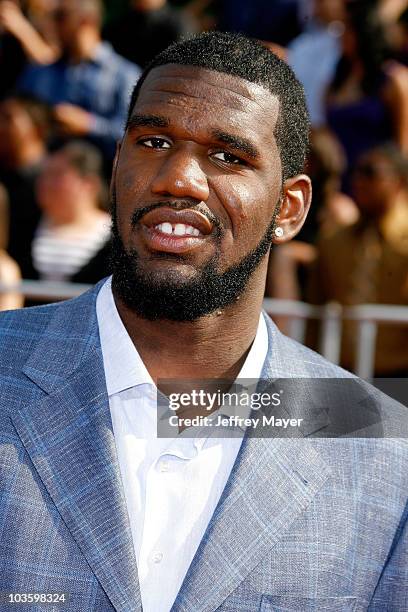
top-left (32, 216), bottom-right (110, 281)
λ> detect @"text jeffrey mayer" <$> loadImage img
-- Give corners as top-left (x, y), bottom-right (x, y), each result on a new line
top-left (215, 415), bottom-right (303, 429)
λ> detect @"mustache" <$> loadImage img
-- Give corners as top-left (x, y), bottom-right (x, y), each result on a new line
top-left (130, 200), bottom-right (222, 230)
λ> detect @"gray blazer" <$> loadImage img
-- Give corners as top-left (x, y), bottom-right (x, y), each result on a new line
top-left (0, 280), bottom-right (407, 611)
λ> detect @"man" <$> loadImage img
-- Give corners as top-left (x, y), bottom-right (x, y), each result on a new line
top-left (0, 184), bottom-right (23, 311)
top-left (219, 0), bottom-right (303, 46)
top-left (0, 95), bottom-right (48, 278)
top-left (287, 0), bottom-right (345, 126)
top-left (0, 32), bottom-right (407, 611)
top-left (308, 143), bottom-right (408, 375)
top-left (104, 0), bottom-right (195, 68)
top-left (17, 0), bottom-right (141, 160)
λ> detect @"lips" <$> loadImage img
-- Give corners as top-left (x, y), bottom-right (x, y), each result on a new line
top-left (140, 207), bottom-right (213, 236)
top-left (137, 206), bottom-right (214, 254)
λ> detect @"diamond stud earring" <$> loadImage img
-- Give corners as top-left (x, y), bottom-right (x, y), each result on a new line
top-left (274, 227), bottom-right (284, 238)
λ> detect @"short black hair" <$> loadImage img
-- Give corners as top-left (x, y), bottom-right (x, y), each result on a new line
top-left (57, 140), bottom-right (103, 178)
top-left (56, 140), bottom-right (108, 208)
top-left (126, 31), bottom-right (310, 181)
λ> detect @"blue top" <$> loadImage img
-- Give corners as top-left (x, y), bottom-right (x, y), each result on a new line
top-left (327, 76), bottom-right (394, 193)
top-left (18, 42), bottom-right (142, 158)
top-left (288, 24), bottom-right (341, 126)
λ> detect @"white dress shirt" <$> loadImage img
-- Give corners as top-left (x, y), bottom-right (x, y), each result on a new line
top-left (96, 277), bottom-right (268, 612)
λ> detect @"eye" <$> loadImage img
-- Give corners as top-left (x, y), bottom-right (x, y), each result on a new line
top-left (139, 137), bottom-right (171, 149)
top-left (212, 151), bottom-right (244, 165)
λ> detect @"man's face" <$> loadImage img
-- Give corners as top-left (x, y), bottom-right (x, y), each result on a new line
top-left (314, 0), bottom-right (345, 25)
top-left (111, 64), bottom-right (284, 320)
top-left (52, 0), bottom-right (82, 51)
top-left (352, 151), bottom-right (402, 217)
top-left (36, 153), bottom-right (86, 217)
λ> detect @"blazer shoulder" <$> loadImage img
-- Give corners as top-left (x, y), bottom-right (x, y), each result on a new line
top-left (262, 314), bottom-right (408, 442)
top-left (0, 302), bottom-right (61, 357)
top-left (0, 281), bottom-right (103, 375)
top-left (262, 312), bottom-right (354, 379)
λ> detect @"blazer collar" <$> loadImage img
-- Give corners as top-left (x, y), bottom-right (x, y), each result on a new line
top-left (22, 280), bottom-right (105, 394)
top-left (15, 279), bottom-right (142, 612)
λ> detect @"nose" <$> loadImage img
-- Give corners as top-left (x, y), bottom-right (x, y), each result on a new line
top-left (150, 150), bottom-right (210, 202)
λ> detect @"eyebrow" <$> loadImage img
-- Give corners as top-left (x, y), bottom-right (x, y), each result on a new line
top-left (127, 114), bottom-right (170, 131)
top-left (211, 130), bottom-right (260, 160)
top-left (126, 114), bottom-right (260, 160)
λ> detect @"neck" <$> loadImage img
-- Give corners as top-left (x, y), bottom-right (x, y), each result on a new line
top-left (114, 260), bottom-right (268, 384)
top-left (69, 29), bottom-right (100, 62)
top-left (48, 200), bottom-right (102, 227)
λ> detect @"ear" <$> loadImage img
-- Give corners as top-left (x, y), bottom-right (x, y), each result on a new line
top-left (272, 174), bottom-right (312, 244)
top-left (110, 140), bottom-right (121, 201)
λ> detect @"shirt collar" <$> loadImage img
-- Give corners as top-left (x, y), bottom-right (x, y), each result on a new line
top-left (96, 276), bottom-right (269, 398)
top-left (235, 309), bottom-right (268, 381)
top-left (89, 41), bottom-right (114, 65)
top-left (96, 276), bottom-right (154, 395)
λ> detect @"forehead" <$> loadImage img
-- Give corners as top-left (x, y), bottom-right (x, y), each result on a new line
top-left (131, 64), bottom-right (280, 144)
top-left (55, 0), bottom-right (81, 17)
top-left (43, 153), bottom-right (72, 171)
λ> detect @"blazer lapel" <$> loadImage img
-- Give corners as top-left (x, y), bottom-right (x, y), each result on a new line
top-left (173, 314), bottom-right (333, 612)
top-left (173, 437), bottom-right (332, 612)
top-left (12, 283), bottom-right (141, 612)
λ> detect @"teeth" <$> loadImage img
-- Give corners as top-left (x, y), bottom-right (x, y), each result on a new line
top-left (154, 223), bottom-right (201, 236)
top-left (174, 223), bottom-right (186, 236)
top-left (161, 222), bottom-right (173, 234)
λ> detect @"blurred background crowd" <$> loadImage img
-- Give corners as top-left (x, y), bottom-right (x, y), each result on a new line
top-left (0, 0), bottom-right (408, 376)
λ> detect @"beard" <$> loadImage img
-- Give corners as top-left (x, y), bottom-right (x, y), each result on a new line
top-left (110, 193), bottom-right (280, 322)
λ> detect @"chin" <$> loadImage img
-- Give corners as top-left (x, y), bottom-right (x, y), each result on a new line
top-left (139, 259), bottom-right (203, 286)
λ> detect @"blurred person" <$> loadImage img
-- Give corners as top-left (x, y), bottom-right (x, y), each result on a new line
top-left (0, 0), bottom-right (58, 98)
top-left (104, 0), bottom-right (196, 68)
top-left (0, 0), bottom-right (58, 63)
top-left (390, 4), bottom-right (408, 64)
top-left (0, 33), bottom-right (407, 611)
top-left (308, 143), bottom-right (408, 375)
top-left (0, 94), bottom-right (49, 278)
top-left (300, 127), bottom-right (359, 242)
top-left (180, 0), bottom-right (218, 32)
top-left (0, 183), bottom-right (23, 310)
top-left (32, 140), bottom-right (110, 283)
top-left (18, 0), bottom-right (141, 160)
top-left (218, 0), bottom-right (303, 46)
top-left (377, 0), bottom-right (408, 25)
top-left (266, 128), bottom-right (358, 329)
top-left (326, 0), bottom-right (408, 192)
top-left (287, 0), bottom-right (345, 127)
